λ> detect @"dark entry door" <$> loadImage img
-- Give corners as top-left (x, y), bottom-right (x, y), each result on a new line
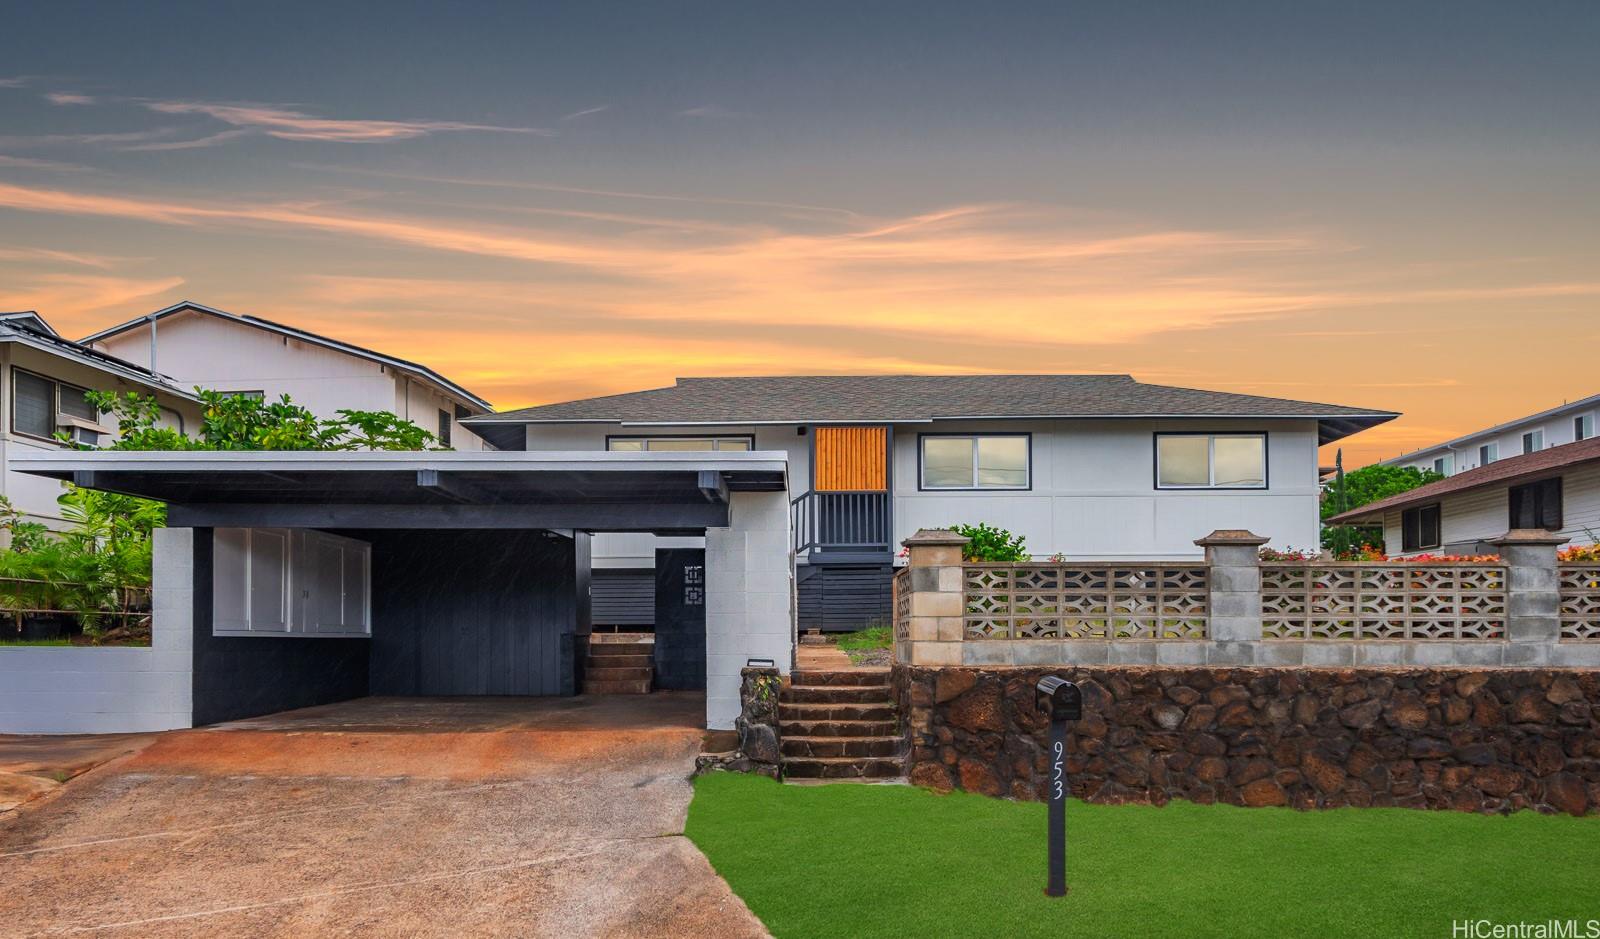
top-left (654, 548), bottom-right (706, 690)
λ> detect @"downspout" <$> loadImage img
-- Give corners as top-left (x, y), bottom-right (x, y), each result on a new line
top-left (147, 314), bottom-right (158, 373)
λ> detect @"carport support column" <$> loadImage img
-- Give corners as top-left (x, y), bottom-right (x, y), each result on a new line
top-left (704, 491), bottom-right (796, 730)
top-left (151, 526), bottom-right (196, 728)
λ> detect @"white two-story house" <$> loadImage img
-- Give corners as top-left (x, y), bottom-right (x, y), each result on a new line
top-left (82, 301), bottom-right (495, 450)
top-left (1383, 393), bottom-right (1599, 477)
top-left (465, 374), bottom-right (1397, 631)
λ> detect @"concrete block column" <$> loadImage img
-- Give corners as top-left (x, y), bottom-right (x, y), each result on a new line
top-left (1194, 530), bottom-right (1269, 647)
top-left (1489, 530), bottom-right (1568, 648)
top-left (704, 491), bottom-right (796, 730)
top-left (896, 529), bottom-right (970, 666)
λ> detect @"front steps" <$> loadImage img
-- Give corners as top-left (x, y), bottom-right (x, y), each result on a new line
top-left (585, 639), bottom-right (653, 694)
top-left (779, 668), bottom-right (902, 779)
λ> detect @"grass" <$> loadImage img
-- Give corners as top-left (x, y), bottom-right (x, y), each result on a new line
top-left (833, 625), bottom-right (891, 663)
top-left (686, 773), bottom-right (1600, 939)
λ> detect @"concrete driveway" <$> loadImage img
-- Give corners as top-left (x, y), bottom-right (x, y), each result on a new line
top-left (0, 695), bottom-right (768, 938)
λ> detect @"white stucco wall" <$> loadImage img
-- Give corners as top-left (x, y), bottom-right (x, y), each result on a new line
top-left (704, 490), bottom-right (795, 729)
top-left (1381, 463), bottom-right (1600, 555)
top-left (0, 527), bottom-right (194, 733)
top-left (1387, 398), bottom-right (1600, 478)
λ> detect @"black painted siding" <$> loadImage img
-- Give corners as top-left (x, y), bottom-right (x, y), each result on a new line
top-left (653, 548), bottom-right (707, 690)
top-left (367, 530), bottom-right (578, 695)
top-left (592, 569), bottom-right (655, 626)
top-left (796, 564), bottom-right (894, 632)
top-left (191, 528), bottom-right (370, 727)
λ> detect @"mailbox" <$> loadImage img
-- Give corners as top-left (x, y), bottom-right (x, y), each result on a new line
top-left (1035, 676), bottom-right (1082, 721)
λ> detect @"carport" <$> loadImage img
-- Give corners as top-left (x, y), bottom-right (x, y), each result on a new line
top-left (13, 450), bottom-right (795, 731)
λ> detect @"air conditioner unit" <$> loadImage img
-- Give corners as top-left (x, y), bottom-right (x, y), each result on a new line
top-left (56, 415), bottom-right (110, 449)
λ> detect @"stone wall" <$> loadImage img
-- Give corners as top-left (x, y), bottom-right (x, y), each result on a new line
top-left (697, 666), bottom-right (783, 779)
top-left (897, 665), bottom-right (1600, 816)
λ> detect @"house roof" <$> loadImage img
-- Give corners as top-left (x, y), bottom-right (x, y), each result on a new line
top-left (0, 311), bottom-right (198, 401)
top-left (80, 301), bottom-right (492, 412)
top-left (1380, 391), bottom-right (1600, 465)
top-left (467, 375), bottom-right (1397, 445)
top-left (1329, 436), bottom-right (1600, 524)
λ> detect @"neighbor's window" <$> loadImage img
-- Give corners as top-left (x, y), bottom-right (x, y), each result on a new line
top-left (1154, 433), bottom-right (1267, 489)
top-left (1478, 443), bottom-right (1498, 466)
top-left (1522, 429), bottom-right (1544, 454)
top-left (607, 436), bottom-right (753, 452)
top-left (219, 390), bottom-right (265, 401)
top-left (1432, 456), bottom-right (1448, 476)
top-left (920, 434), bottom-right (1029, 490)
top-left (1401, 503), bottom-right (1442, 552)
top-left (11, 369), bottom-right (94, 441)
top-left (1509, 477), bottom-right (1562, 531)
top-left (1576, 414), bottom-right (1594, 442)
top-left (437, 408), bottom-right (452, 447)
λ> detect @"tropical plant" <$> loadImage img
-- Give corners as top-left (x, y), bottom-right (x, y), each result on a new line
top-left (949, 522), bottom-right (1029, 562)
top-left (1320, 462), bottom-right (1443, 553)
top-left (87, 389), bottom-right (442, 452)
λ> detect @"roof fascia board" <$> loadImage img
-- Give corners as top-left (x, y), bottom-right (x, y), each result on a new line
top-left (8, 448), bottom-right (790, 475)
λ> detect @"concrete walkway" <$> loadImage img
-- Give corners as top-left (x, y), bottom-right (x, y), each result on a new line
top-left (0, 695), bottom-right (769, 938)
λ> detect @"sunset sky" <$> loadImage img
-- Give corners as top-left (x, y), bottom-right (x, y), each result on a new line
top-left (1, 1), bottom-right (1597, 464)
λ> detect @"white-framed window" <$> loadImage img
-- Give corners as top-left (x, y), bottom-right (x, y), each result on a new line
top-left (607, 435), bottom-right (753, 451)
top-left (437, 408), bottom-right (452, 447)
top-left (919, 434), bottom-right (1030, 490)
top-left (1576, 414), bottom-right (1594, 442)
top-left (1522, 429), bottom-right (1544, 454)
top-left (1479, 442), bottom-right (1498, 466)
top-left (1155, 433), bottom-right (1268, 489)
top-left (1432, 456), bottom-right (1449, 476)
top-left (11, 368), bottom-right (95, 442)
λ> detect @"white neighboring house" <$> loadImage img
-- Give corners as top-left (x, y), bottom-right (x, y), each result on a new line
top-left (1382, 393), bottom-right (1600, 477)
top-left (1331, 436), bottom-right (1600, 556)
top-left (465, 374), bottom-right (1398, 631)
top-left (0, 312), bottom-right (202, 530)
top-left (82, 301), bottom-right (495, 450)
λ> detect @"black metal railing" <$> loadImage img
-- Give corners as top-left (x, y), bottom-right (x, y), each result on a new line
top-left (792, 490), bottom-right (892, 556)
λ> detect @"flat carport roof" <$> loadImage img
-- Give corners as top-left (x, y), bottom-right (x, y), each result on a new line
top-left (12, 449), bottom-right (788, 531)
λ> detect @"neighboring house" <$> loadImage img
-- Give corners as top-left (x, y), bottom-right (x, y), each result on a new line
top-left (0, 312), bottom-right (201, 529)
top-left (1382, 393), bottom-right (1600, 478)
top-left (465, 375), bottom-right (1397, 631)
top-left (82, 301), bottom-right (495, 450)
top-left (1329, 436), bottom-right (1600, 556)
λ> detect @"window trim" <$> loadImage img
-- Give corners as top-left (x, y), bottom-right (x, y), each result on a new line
top-left (1152, 431), bottom-right (1270, 491)
top-left (437, 408), bottom-right (452, 448)
top-left (1576, 414), bottom-right (1593, 443)
top-left (916, 432), bottom-right (1032, 492)
top-left (1508, 476), bottom-right (1563, 532)
top-left (605, 433), bottom-right (757, 452)
top-left (1401, 502), bottom-right (1442, 552)
top-left (1478, 443), bottom-right (1498, 466)
top-left (9, 367), bottom-right (97, 446)
top-left (1522, 429), bottom-right (1544, 455)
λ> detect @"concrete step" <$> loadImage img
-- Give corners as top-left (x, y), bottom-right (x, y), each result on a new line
top-left (779, 702), bottom-right (896, 723)
top-left (589, 643), bottom-right (654, 657)
top-left (790, 669), bottom-right (891, 688)
top-left (781, 736), bottom-right (901, 758)
top-left (781, 756), bottom-right (903, 779)
top-left (586, 654), bottom-right (652, 669)
top-left (586, 666), bottom-right (652, 682)
top-left (779, 718), bottom-right (897, 738)
top-left (782, 685), bottom-right (893, 705)
top-left (585, 678), bottom-right (652, 694)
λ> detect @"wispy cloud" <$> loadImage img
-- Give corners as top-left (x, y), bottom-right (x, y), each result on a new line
top-left (0, 154), bottom-right (95, 173)
top-left (144, 101), bottom-right (554, 142)
top-left (0, 273), bottom-right (183, 327)
top-left (678, 105), bottom-right (744, 119)
top-left (0, 77), bottom-right (32, 89)
top-left (119, 129), bottom-right (255, 152)
top-left (0, 245), bottom-right (122, 268)
top-left (44, 91), bottom-right (95, 106)
top-left (0, 128), bottom-right (181, 148)
top-left (560, 105), bottom-right (608, 121)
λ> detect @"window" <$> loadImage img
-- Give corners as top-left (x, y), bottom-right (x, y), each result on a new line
top-left (1154, 433), bottom-right (1267, 489)
top-left (1522, 429), bottom-right (1544, 454)
top-left (1509, 478), bottom-right (1562, 531)
top-left (1401, 503), bottom-right (1442, 552)
top-left (607, 435), bottom-right (753, 452)
top-left (1478, 443), bottom-right (1498, 466)
top-left (220, 390), bottom-right (265, 401)
top-left (1576, 414), bottom-right (1594, 442)
top-left (919, 434), bottom-right (1030, 490)
top-left (11, 369), bottom-right (96, 441)
top-left (437, 408), bottom-right (452, 447)
top-left (1432, 457), bottom-right (1448, 476)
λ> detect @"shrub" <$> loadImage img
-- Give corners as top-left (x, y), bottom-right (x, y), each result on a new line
top-left (949, 523), bottom-right (1029, 562)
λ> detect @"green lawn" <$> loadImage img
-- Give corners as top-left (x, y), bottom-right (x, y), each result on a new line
top-left (686, 773), bottom-right (1600, 939)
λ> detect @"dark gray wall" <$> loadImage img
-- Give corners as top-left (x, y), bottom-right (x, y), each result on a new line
top-left (191, 529), bottom-right (370, 727)
top-left (367, 530), bottom-right (578, 695)
top-left (653, 547), bottom-right (706, 690)
top-left (591, 569), bottom-right (655, 626)
top-left (797, 564), bottom-right (894, 632)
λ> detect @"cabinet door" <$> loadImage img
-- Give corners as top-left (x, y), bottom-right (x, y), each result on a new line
top-left (310, 534), bottom-right (345, 633)
top-left (341, 541), bottom-right (370, 633)
top-left (248, 529), bottom-right (290, 632)
top-left (212, 528), bottom-right (250, 632)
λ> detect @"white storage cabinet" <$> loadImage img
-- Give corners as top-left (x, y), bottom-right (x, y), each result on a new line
top-left (212, 528), bottom-right (371, 637)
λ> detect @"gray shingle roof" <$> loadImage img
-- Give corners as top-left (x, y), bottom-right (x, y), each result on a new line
top-left (467, 375), bottom-right (1397, 444)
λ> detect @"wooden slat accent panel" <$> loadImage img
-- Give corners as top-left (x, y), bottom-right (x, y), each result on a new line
top-left (814, 426), bottom-right (888, 491)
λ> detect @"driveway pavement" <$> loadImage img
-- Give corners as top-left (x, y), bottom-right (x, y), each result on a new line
top-left (0, 695), bottom-right (768, 938)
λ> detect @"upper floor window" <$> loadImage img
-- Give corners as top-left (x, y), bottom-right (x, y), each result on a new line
top-left (1509, 477), bottom-right (1562, 531)
top-left (219, 390), bottom-right (265, 401)
top-left (1432, 456), bottom-right (1448, 476)
top-left (920, 434), bottom-right (1029, 490)
top-left (437, 408), bottom-right (452, 447)
top-left (1522, 429), bottom-right (1544, 454)
top-left (1576, 414), bottom-right (1594, 442)
top-left (12, 369), bottom-right (95, 442)
top-left (1154, 433), bottom-right (1267, 489)
top-left (607, 435), bottom-right (753, 452)
top-left (1479, 442), bottom-right (1498, 466)
top-left (1401, 503), bottom-right (1442, 552)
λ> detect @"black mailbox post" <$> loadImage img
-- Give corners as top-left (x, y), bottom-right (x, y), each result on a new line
top-left (1035, 676), bottom-right (1082, 898)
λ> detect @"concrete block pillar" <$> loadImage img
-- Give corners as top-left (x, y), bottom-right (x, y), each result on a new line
top-left (150, 526), bottom-right (196, 728)
top-left (897, 529), bottom-right (970, 666)
top-left (1194, 530), bottom-right (1269, 644)
top-left (1489, 530), bottom-right (1567, 647)
top-left (704, 491), bottom-right (796, 730)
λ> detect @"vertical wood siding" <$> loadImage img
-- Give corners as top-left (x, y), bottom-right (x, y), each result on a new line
top-left (814, 426), bottom-right (888, 491)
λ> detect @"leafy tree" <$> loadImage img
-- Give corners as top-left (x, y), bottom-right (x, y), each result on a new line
top-left (87, 390), bottom-right (440, 452)
top-left (1320, 463), bottom-right (1443, 553)
top-left (949, 522), bottom-right (1030, 562)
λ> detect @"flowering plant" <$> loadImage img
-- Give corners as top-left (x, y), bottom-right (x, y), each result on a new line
top-left (1559, 543), bottom-right (1600, 563)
